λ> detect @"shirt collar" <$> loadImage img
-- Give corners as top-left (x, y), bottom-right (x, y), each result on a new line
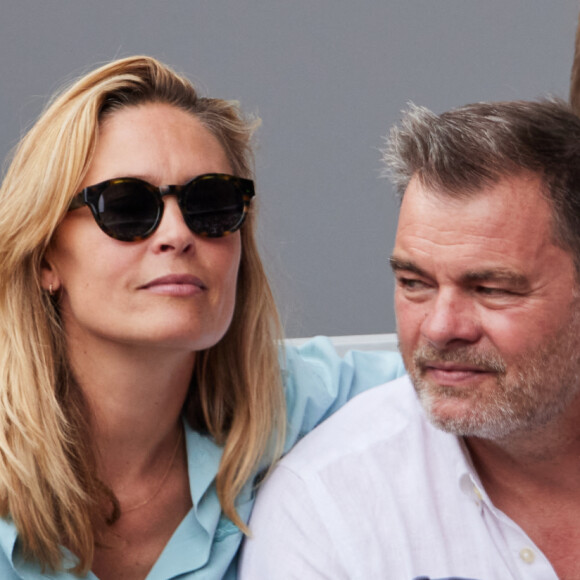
top-left (183, 420), bottom-right (223, 507)
top-left (455, 436), bottom-right (490, 508)
top-left (0, 422), bottom-right (228, 579)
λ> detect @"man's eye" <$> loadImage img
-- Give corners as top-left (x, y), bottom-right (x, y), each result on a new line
top-left (476, 286), bottom-right (512, 296)
top-left (398, 277), bottom-right (428, 290)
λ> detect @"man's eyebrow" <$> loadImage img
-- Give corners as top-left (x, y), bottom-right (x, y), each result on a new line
top-left (462, 269), bottom-right (530, 289)
top-left (389, 258), bottom-right (530, 289)
top-left (389, 256), bottom-right (427, 277)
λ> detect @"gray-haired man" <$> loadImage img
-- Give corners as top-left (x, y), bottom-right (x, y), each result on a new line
top-left (240, 99), bottom-right (580, 580)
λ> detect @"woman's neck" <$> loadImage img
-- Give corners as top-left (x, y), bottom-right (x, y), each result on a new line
top-left (65, 334), bottom-right (195, 487)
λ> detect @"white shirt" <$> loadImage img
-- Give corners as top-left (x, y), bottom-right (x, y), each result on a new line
top-left (239, 376), bottom-right (558, 580)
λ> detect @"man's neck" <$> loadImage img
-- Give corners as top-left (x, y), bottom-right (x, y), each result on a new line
top-left (463, 404), bottom-right (580, 580)
top-left (465, 390), bottom-right (580, 493)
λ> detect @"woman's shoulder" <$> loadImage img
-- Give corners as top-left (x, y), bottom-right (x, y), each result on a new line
top-left (0, 518), bottom-right (19, 579)
top-left (280, 336), bottom-right (405, 450)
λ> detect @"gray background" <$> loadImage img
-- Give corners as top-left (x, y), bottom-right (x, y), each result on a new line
top-left (1, 1), bottom-right (577, 337)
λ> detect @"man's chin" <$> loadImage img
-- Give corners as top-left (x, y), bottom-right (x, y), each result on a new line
top-left (416, 388), bottom-right (476, 435)
top-left (414, 385), bottom-right (512, 439)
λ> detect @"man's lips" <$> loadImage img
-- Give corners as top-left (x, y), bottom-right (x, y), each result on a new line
top-left (139, 274), bottom-right (207, 295)
top-left (421, 362), bottom-right (493, 383)
top-left (423, 362), bottom-right (489, 372)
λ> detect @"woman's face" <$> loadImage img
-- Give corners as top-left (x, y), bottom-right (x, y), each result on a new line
top-left (42, 103), bottom-right (242, 354)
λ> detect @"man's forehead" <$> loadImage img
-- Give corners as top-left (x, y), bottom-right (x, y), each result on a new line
top-left (403, 170), bottom-right (544, 203)
top-left (397, 172), bottom-right (551, 229)
top-left (393, 172), bottom-right (568, 276)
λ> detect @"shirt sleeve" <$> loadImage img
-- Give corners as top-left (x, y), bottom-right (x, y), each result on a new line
top-left (281, 336), bottom-right (405, 452)
top-left (238, 464), bottom-right (347, 580)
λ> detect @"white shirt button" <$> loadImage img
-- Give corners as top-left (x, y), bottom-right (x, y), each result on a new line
top-left (519, 548), bottom-right (535, 563)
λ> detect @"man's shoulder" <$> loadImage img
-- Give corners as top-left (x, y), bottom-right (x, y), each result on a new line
top-left (278, 374), bottom-right (425, 474)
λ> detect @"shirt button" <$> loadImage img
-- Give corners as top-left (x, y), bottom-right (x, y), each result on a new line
top-left (519, 548), bottom-right (535, 563)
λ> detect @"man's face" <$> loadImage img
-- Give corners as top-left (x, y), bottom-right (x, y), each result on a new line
top-left (391, 173), bottom-right (580, 440)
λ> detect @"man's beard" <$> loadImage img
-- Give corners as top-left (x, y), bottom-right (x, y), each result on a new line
top-left (403, 308), bottom-right (580, 440)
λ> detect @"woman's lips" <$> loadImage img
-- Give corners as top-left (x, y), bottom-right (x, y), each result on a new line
top-left (139, 274), bottom-right (207, 296)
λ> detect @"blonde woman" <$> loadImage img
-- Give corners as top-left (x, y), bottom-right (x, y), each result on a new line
top-left (0, 56), bottom-right (404, 579)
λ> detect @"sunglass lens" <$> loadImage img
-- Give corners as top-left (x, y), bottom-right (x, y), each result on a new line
top-left (182, 178), bottom-right (245, 237)
top-left (97, 182), bottom-right (160, 241)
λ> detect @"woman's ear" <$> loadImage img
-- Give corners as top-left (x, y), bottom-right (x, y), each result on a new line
top-left (40, 254), bottom-right (60, 294)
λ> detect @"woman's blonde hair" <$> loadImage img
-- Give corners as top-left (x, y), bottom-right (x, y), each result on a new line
top-left (0, 55), bottom-right (285, 574)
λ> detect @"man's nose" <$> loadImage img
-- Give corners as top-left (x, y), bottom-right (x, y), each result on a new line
top-left (421, 288), bottom-right (481, 350)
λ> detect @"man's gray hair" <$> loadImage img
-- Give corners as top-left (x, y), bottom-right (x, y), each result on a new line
top-left (383, 98), bottom-right (580, 272)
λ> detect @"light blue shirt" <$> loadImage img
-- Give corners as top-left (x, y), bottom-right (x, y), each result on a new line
top-left (0, 337), bottom-right (405, 579)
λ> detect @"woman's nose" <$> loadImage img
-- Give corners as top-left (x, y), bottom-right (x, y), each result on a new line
top-left (151, 196), bottom-right (195, 254)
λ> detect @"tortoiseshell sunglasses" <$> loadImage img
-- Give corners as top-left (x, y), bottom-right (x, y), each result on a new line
top-left (69, 173), bottom-right (255, 241)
